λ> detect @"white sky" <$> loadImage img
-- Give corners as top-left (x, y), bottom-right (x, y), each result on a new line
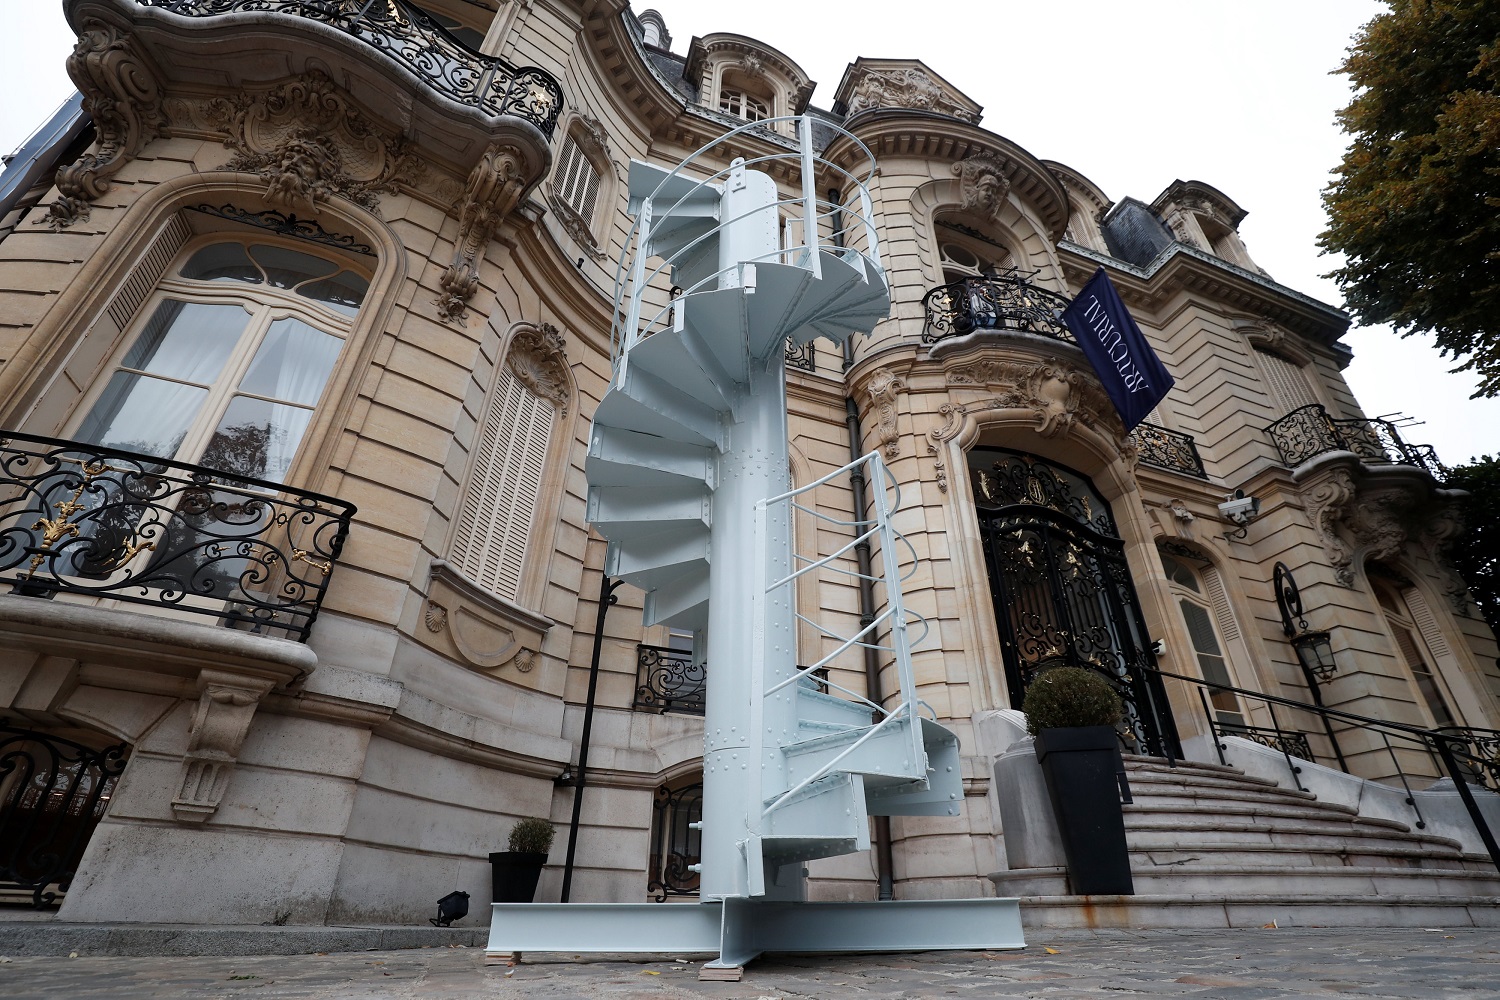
top-left (5, 1), bottom-right (1497, 465)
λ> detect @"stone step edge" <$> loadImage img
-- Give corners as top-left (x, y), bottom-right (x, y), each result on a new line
top-left (1127, 840), bottom-right (1475, 863)
top-left (1011, 893), bottom-right (1500, 929)
top-left (1120, 864), bottom-right (1500, 882)
top-left (1125, 766), bottom-right (1295, 793)
top-left (1126, 786), bottom-right (1335, 809)
top-left (1123, 756), bottom-right (1278, 781)
top-left (1124, 817), bottom-right (1464, 850)
top-left (0, 923), bottom-right (489, 958)
top-left (1124, 801), bottom-right (1404, 827)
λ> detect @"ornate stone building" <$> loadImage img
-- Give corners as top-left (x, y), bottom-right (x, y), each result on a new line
top-left (0, 2), bottom-right (1495, 929)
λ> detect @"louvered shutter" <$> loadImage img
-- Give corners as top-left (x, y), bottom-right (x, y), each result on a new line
top-left (1255, 348), bottom-right (1320, 416)
top-left (451, 365), bottom-right (555, 602)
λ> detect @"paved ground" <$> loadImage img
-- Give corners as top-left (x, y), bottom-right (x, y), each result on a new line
top-left (1, 928), bottom-right (1497, 998)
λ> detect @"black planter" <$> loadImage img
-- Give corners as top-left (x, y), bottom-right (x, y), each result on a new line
top-left (489, 851), bottom-right (548, 903)
top-left (1034, 726), bottom-right (1134, 895)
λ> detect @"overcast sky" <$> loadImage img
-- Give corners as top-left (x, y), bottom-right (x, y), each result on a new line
top-left (5, 1), bottom-right (1497, 465)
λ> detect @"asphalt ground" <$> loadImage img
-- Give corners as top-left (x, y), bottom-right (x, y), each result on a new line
top-left (2, 927), bottom-right (1497, 998)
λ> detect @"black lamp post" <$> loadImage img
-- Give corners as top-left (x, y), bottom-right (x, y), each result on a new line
top-left (1273, 561), bottom-right (1348, 771)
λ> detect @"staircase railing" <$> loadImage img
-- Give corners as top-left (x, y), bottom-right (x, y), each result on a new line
top-left (609, 115), bottom-right (883, 368)
top-left (1145, 665), bottom-right (1500, 870)
top-left (751, 451), bottom-right (929, 820)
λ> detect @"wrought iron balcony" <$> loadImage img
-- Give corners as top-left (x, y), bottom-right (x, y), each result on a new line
top-left (634, 643), bottom-right (705, 716)
top-left (133, 0), bottom-right (564, 136)
top-left (1130, 422), bottom-right (1207, 479)
top-left (0, 431), bottom-right (355, 643)
top-left (922, 272), bottom-right (1074, 345)
top-left (1266, 404), bottom-right (1445, 476)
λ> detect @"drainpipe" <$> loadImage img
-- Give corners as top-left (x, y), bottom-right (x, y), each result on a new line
top-left (559, 571), bottom-right (622, 902)
top-left (832, 185), bottom-right (895, 901)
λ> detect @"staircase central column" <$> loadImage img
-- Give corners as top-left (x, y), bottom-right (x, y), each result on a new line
top-left (701, 160), bottom-right (798, 900)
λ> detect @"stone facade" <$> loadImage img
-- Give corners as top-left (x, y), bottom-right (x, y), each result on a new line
top-left (0, 1), bottom-right (1495, 925)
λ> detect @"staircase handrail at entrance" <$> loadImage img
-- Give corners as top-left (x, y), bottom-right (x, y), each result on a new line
top-left (1142, 664), bottom-right (1500, 871)
top-left (752, 450), bottom-right (929, 820)
top-left (608, 115), bottom-right (883, 366)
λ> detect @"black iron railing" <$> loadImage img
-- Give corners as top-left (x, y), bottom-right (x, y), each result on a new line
top-left (1130, 422), bottom-right (1207, 479)
top-left (634, 643), bottom-right (706, 716)
top-left (1148, 665), bottom-right (1500, 870)
top-left (134, 0), bottom-right (563, 136)
top-left (922, 272), bottom-right (1074, 344)
top-left (1266, 404), bottom-right (1444, 476)
top-left (0, 721), bottom-right (128, 908)
top-left (786, 340), bottom-right (815, 372)
top-left (0, 431), bottom-right (355, 643)
top-left (647, 782), bottom-right (701, 901)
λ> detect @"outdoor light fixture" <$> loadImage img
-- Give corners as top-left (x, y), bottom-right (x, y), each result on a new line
top-left (1273, 561), bottom-right (1347, 769)
top-left (429, 890), bottom-right (470, 927)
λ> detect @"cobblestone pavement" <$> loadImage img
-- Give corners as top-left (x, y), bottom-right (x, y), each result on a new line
top-left (2, 928), bottom-right (1496, 998)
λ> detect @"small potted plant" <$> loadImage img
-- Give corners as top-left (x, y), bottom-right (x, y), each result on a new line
top-left (489, 817), bottom-right (555, 903)
top-left (1022, 666), bottom-right (1134, 895)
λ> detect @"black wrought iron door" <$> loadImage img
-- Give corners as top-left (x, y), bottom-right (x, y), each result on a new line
top-left (971, 450), bottom-right (1179, 757)
top-left (0, 722), bottom-right (128, 908)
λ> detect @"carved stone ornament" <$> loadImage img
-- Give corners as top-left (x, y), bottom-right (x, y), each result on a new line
top-left (1306, 468), bottom-right (1357, 586)
top-left (424, 560), bottom-right (555, 677)
top-left (424, 601), bottom-right (449, 633)
top-left (170, 670), bottom-right (274, 823)
top-left (201, 71), bottom-right (425, 216)
top-left (846, 67), bottom-right (979, 123)
top-left (865, 369), bottom-right (907, 460)
top-left (437, 144), bottom-right (527, 324)
top-left (48, 20), bottom-right (165, 228)
top-left (953, 154), bottom-right (1011, 223)
top-left (1419, 503), bottom-right (1473, 614)
top-left (507, 322), bottom-right (571, 415)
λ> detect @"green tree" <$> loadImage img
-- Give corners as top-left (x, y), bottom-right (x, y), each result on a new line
top-left (1320, 1), bottom-right (1500, 394)
top-left (1442, 455), bottom-right (1500, 632)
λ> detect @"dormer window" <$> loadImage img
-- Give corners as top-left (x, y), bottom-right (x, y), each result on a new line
top-left (719, 88), bottom-right (770, 122)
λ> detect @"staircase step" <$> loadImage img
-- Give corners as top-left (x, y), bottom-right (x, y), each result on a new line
top-left (605, 526), bottom-right (710, 592)
top-left (1125, 815), bottom-right (1465, 853)
top-left (1124, 762), bottom-right (1301, 794)
top-left (1129, 840), bottom-right (1488, 872)
top-left (780, 716), bottom-right (925, 787)
top-left (596, 364), bottom-right (723, 447)
top-left (586, 426), bottom-right (715, 489)
top-left (629, 324), bottom-right (739, 413)
top-left (865, 719), bottom-right (964, 818)
top-left (761, 772), bottom-right (871, 866)
top-left (1126, 864), bottom-right (1500, 897)
top-left (795, 687), bottom-right (876, 734)
top-left (1125, 783), bottom-right (1336, 812)
top-left (641, 567), bottom-right (709, 630)
top-left (1123, 798), bottom-right (1402, 828)
top-left (586, 483), bottom-right (710, 535)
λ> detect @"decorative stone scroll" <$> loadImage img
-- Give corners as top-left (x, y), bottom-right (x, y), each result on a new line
top-left (170, 670), bottom-right (274, 823)
top-left (437, 144), bottom-right (527, 323)
top-left (49, 20), bottom-right (165, 228)
top-left (864, 369), bottom-right (906, 460)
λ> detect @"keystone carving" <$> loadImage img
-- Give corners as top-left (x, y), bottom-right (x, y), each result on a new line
top-left (506, 322), bottom-right (570, 414)
top-left (953, 154), bottom-right (1011, 223)
top-left (48, 20), bottom-right (164, 228)
top-left (170, 670), bottom-right (274, 823)
top-left (865, 369), bottom-right (907, 460)
top-left (437, 144), bottom-right (527, 324)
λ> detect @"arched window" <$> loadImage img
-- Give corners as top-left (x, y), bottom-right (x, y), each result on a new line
top-left (718, 88), bottom-right (770, 122)
top-left (71, 238), bottom-right (368, 483)
top-left (449, 324), bottom-right (569, 604)
top-left (1160, 549), bottom-right (1245, 727)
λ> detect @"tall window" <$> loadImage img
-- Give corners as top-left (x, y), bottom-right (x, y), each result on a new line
top-left (449, 324), bottom-right (569, 604)
top-left (939, 237), bottom-right (1011, 285)
top-left (553, 131), bottom-right (601, 223)
top-left (73, 239), bottom-right (367, 483)
top-left (1160, 551), bottom-right (1245, 726)
top-left (1373, 579), bottom-right (1457, 727)
top-left (1254, 347), bottom-right (1320, 417)
top-left (719, 89), bottom-right (770, 122)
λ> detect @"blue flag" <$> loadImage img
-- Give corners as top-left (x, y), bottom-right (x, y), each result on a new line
top-left (1060, 267), bottom-right (1174, 431)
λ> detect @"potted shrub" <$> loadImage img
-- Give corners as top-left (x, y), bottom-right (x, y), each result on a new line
top-left (489, 817), bottom-right (555, 903)
top-left (1022, 666), bottom-right (1134, 895)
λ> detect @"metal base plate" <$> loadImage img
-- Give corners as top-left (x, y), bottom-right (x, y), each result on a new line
top-left (488, 897), bottom-right (1025, 969)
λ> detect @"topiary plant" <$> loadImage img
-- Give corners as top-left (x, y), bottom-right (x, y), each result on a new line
top-left (507, 816), bottom-right (555, 855)
top-left (1021, 666), bottom-right (1123, 736)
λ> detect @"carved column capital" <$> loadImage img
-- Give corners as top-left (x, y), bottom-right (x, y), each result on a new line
top-left (49, 19), bottom-right (164, 228)
top-left (437, 144), bottom-right (527, 324)
top-left (170, 670), bottom-right (275, 824)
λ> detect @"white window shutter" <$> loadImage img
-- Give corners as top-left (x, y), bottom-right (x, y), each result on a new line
top-left (451, 365), bottom-right (555, 602)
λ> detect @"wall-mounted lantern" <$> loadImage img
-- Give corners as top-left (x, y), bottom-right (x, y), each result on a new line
top-left (1273, 561), bottom-right (1347, 771)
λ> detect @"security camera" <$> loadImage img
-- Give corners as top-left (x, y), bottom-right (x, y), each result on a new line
top-left (1217, 495), bottom-right (1260, 523)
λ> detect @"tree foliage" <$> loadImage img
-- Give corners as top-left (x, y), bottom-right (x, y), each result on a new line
top-left (1320, 1), bottom-right (1500, 394)
top-left (1442, 454), bottom-right (1500, 633)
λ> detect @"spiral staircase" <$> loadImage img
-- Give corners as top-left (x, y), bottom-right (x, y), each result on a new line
top-left (489, 117), bottom-right (1024, 972)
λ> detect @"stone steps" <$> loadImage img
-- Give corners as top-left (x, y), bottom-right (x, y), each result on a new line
top-left (1130, 839), bottom-right (1492, 873)
top-left (1012, 889), bottom-right (1500, 930)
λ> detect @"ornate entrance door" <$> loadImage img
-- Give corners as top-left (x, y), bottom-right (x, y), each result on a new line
top-left (970, 449), bottom-right (1180, 757)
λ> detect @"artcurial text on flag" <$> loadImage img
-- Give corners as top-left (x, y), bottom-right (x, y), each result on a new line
top-left (1060, 267), bottom-right (1174, 431)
